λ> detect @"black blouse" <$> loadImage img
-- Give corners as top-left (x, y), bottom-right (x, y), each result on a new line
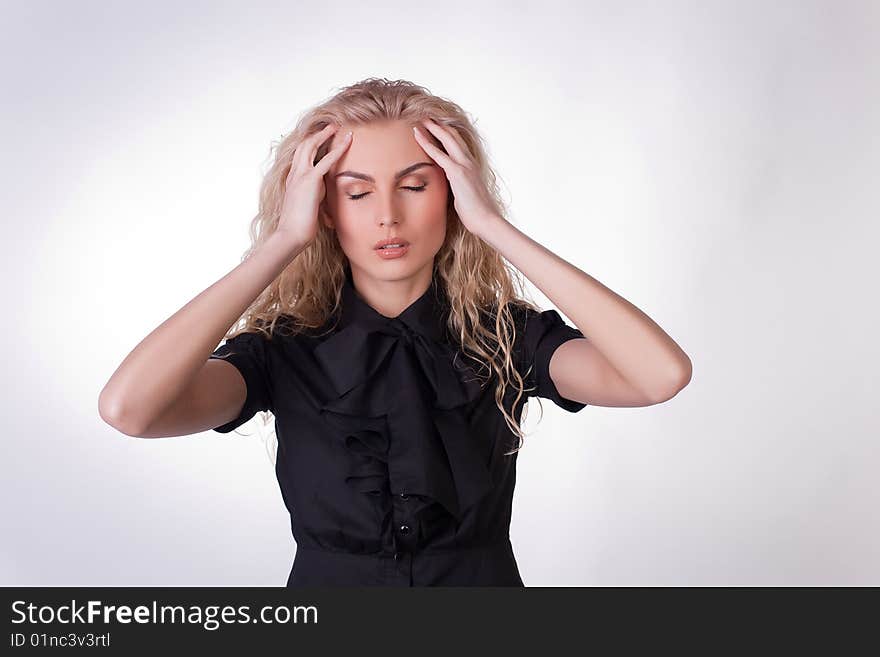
top-left (209, 269), bottom-right (587, 586)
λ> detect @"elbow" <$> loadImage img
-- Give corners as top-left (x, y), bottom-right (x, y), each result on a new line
top-left (649, 359), bottom-right (692, 405)
top-left (676, 356), bottom-right (693, 390)
top-left (98, 390), bottom-right (146, 437)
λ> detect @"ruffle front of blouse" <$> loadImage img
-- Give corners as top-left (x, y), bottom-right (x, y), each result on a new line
top-left (312, 317), bottom-right (492, 524)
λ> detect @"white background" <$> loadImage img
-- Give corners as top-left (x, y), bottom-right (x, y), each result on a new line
top-left (2, 0), bottom-right (877, 585)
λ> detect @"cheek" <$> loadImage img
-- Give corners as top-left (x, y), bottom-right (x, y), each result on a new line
top-left (424, 206), bottom-right (448, 247)
top-left (415, 187), bottom-right (448, 226)
top-left (419, 184), bottom-right (449, 217)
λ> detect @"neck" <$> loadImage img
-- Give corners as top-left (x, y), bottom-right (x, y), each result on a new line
top-left (348, 263), bottom-right (435, 319)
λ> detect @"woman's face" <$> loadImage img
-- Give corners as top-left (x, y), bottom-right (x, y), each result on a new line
top-left (322, 119), bottom-right (450, 282)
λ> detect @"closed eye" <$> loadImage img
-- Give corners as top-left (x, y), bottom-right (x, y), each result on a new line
top-left (347, 185), bottom-right (427, 201)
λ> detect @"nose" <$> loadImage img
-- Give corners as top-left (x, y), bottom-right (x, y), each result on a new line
top-left (376, 191), bottom-right (401, 227)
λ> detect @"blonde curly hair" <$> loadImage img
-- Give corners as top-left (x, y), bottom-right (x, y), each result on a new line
top-left (222, 77), bottom-right (550, 459)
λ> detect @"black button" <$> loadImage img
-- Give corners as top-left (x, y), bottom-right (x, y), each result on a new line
top-left (399, 492), bottom-right (409, 500)
top-left (393, 552), bottom-right (401, 561)
top-left (399, 524), bottom-right (411, 535)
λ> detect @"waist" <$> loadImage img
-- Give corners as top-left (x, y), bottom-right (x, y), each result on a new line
top-left (296, 537), bottom-right (514, 557)
top-left (288, 537), bottom-right (522, 587)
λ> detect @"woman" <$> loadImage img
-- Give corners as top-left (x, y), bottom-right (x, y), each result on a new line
top-left (99, 77), bottom-right (692, 586)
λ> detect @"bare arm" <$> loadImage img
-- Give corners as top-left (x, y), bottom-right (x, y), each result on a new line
top-left (98, 122), bottom-right (350, 436)
top-left (98, 233), bottom-right (303, 436)
top-left (413, 118), bottom-right (692, 408)
top-left (480, 218), bottom-right (692, 405)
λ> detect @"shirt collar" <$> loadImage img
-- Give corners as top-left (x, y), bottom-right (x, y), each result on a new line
top-left (336, 267), bottom-right (448, 343)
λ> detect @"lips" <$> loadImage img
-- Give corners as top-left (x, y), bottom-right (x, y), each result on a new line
top-left (374, 237), bottom-right (410, 250)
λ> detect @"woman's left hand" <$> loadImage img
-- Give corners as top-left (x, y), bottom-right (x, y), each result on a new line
top-left (413, 118), bottom-right (502, 240)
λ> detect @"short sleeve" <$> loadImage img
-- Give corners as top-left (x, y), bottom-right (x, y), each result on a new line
top-left (208, 331), bottom-right (273, 433)
top-left (517, 307), bottom-right (588, 413)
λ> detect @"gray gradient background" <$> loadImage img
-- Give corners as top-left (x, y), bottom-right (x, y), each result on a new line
top-left (2, 0), bottom-right (877, 585)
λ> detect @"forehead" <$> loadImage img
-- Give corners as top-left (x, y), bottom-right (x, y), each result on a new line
top-left (327, 120), bottom-right (430, 179)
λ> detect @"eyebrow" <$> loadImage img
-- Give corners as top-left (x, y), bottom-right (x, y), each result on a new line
top-left (333, 161), bottom-right (436, 183)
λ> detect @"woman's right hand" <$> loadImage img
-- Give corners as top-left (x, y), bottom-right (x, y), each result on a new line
top-left (276, 123), bottom-right (352, 249)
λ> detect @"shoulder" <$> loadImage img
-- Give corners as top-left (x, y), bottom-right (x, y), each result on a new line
top-left (475, 299), bottom-right (534, 329)
top-left (253, 313), bottom-right (336, 341)
top-left (484, 301), bottom-right (585, 369)
top-left (219, 314), bottom-right (333, 363)
top-left (478, 300), bottom-right (543, 345)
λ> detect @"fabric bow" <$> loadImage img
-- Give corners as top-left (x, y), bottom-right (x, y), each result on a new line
top-left (312, 284), bottom-right (492, 523)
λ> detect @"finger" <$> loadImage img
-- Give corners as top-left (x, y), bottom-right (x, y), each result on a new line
top-left (419, 119), bottom-right (469, 165)
top-left (413, 125), bottom-right (457, 171)
top-left (292, 123), bottom-right (337, 174)
top-left (308, 123), bottom-right (345, 169)
top-left (429, 118), bottom-right (475, 161)
top-left (444, 127), bottom-right (475, 162)
top-left (313, 130), bottom-right (352, 177)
